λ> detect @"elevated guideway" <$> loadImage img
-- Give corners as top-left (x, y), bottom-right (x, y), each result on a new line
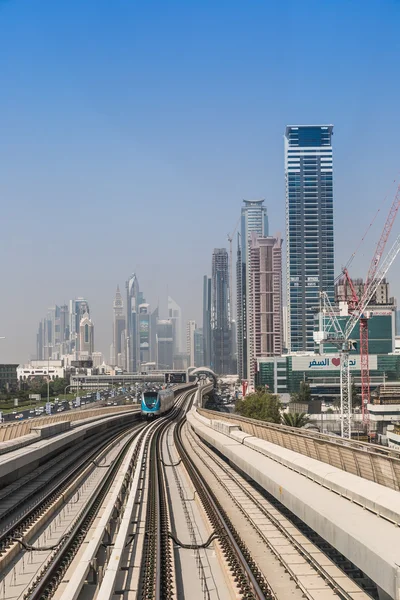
top-left (187, 408), bottom-right (400, 600)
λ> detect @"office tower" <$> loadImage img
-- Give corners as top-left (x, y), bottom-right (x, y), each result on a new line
top-left (126, 273), bottom-right (140, 372)
top-left (150, 306), bottom-right (159, 363)
top-left (36, 303), bottom-right (73, 360)
top-left (211, 248), bottom-right (232, 374)
top-left (236, 199), bottom-right (269, 381)
top-left (79, 312), bottom-right (94, 356)
top-left (110, 342), bottom-right (115, 366)
top-left (150, 306), bottom-right (158, 363)
top-left (202, 276), bottom-right (212, 367)
top-left (285, 125), bottom-right (334, 352)
top-left (59, 305), bottom-right (69, 354)
top-left (36, 321), bottom-right (44, 360)
top-left (120, 329), bottom-right (127, 369)
top-left (112, 285), bottom-right (126, 367)
top-left (194, 328), bottom-right (204, 367)
top-left (248, 233), bottom-right (283, 385)
top-left (168, 296), bottom-right (182, 354)
top-left (71, 298), bottom-right (90, 352)
top-left (138, 304), bottom-right (151, 365)
top-left (186, 320), bottom-right (197, 366)
top-left (157, 319), bottom-right (173, 369)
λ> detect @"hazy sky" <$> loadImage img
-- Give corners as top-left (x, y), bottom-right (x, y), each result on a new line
top-left (1, 0), bottom-right (400, 363)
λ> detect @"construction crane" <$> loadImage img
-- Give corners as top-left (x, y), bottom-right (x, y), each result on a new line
top-left (319, 233), bottom-right (400, 437)
top-left (317, 184), bottom-right (400, 438)
top-left (340, 186), bottom-right (400, 425)
top-left (227, 216), bottom-right (241, 316)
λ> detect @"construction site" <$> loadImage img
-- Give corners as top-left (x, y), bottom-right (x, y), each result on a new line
top-left (257, 183), bottom-right (400, 444)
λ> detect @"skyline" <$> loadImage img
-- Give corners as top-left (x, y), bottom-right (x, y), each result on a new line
top-left (2, 1), bottom-right (400, 362)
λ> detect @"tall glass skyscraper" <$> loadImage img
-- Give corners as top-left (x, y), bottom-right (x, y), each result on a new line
top-left (211, 248), bottom-right (232, 374)
top-left (285, 125), bottom-right (334, 352)
top-left (236, 199), bottom-right (269, 380)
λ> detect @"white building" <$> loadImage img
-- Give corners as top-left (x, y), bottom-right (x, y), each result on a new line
top-left (79, 312), bottom-right (94, 356)
top-left (18, 360), bottom-right (65, 382)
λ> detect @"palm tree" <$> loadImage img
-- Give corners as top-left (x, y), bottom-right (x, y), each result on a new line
top-left (282, 412), bottom-right (309, 428)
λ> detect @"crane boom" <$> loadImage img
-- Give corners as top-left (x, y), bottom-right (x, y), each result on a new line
top-left (362, 184), bottom-right (400, 292)
top-left (345, 233), bottom-right (400, 339)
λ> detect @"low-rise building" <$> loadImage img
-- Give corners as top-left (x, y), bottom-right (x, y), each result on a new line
top-left (18, 360), bottom-right (65, 382)
top-left (256, 353), bottom-right (400, 401)
top-left (368, 383), bottom-right (400, 438)
top-left (386, 424), bottom-right (400, 450)
top-left (0, 364), bottom-right (18, 391)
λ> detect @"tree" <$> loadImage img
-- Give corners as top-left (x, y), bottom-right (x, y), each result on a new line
top-left (235, 391), bottom-right (281, 423)
top-left (351, 382), bottom-right (362, 408)
top-left (290, 381), bottom-right (311, 403)
top-left (53, 377), bottom-right (69, 395)
top-left (282, 412), bottom-right (309, 428)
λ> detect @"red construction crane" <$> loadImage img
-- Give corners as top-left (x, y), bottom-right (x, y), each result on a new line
top-left (344, 184), bottom-right (400, 423)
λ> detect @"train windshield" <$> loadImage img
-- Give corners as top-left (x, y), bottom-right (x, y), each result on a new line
top-left (143, 392), bottom-right (158, 408)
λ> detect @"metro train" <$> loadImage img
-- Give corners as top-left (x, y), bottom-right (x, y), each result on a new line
top-left (140, 388), bottom-right (175, 419)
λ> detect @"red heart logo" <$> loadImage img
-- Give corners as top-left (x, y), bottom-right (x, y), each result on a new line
top-left (332, 358), bottom-right (340, 367)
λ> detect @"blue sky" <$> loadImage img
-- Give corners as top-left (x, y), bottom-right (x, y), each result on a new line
top-left (1, 0), bottom-right (400, 362)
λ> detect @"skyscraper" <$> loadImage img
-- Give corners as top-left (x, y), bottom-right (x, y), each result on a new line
top-left (236, 199), bottom-right (269, 380)
top-left (194, 328), bottom-right (204, 367)
top-left (79, 312), bottom-right (94, 356)
top-left (186, 320), bottom-right (197, 366)
top-left (150, 306), bottom-right (159, 364)
top-left (138, 304), bottom-right (150, 366)
top-left (168, 296), bottom-right (182, 354)
top-left (111, 285), bottom-right (126, 367)
top-left (285, 125), bottom-right (334, 352)
top-left (211, 248), bottom-right (232, 374)
top-left (126, 273), bottom-right (140, 372)
top-left (70, 298), bottom-right (90, 353)
top-left (248, 233), bottom-right (283, 385)
top-left (36, 300), bottom-right (87, 360)
top-left (202, 276), bottom-right (212, 367)
top-left (157, 319), bottom-right (173, 369)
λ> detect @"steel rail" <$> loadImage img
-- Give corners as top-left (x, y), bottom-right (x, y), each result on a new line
top-left (22, 423), bottom-right (146, 600)
top-left (0, 420), bottom-right (133, 538)
top-left (187, 425), bottom-right (367, 600)
top-left (0, 421), bottom-right (138, 555)
top-left (174, 405), bottom-right (272, 599)
top-left (138, 389), bottom-right (193, 599)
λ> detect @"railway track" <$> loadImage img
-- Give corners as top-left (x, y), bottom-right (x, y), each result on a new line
top-left (183, 422), bottom-right (376, 600)
top-left (1, 383), bottom-right (378, 600)
top-left (0, 422), bottom-right (146, 600)
top-left (0, 419), bottom-right (137, 538)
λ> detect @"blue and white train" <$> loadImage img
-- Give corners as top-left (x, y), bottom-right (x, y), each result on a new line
top-left (140, 388), bottom-right (175, 419)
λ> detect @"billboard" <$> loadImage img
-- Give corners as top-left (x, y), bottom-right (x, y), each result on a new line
top-left (164, 372), bottom-right (186, 384)
top-left (291, 355), bottom-right (378, 371)
top-left (29, 394), bottom-right (41, 402)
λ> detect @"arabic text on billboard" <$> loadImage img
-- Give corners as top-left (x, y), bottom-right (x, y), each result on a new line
top-left (292, 355), bottom-right (378, 371)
